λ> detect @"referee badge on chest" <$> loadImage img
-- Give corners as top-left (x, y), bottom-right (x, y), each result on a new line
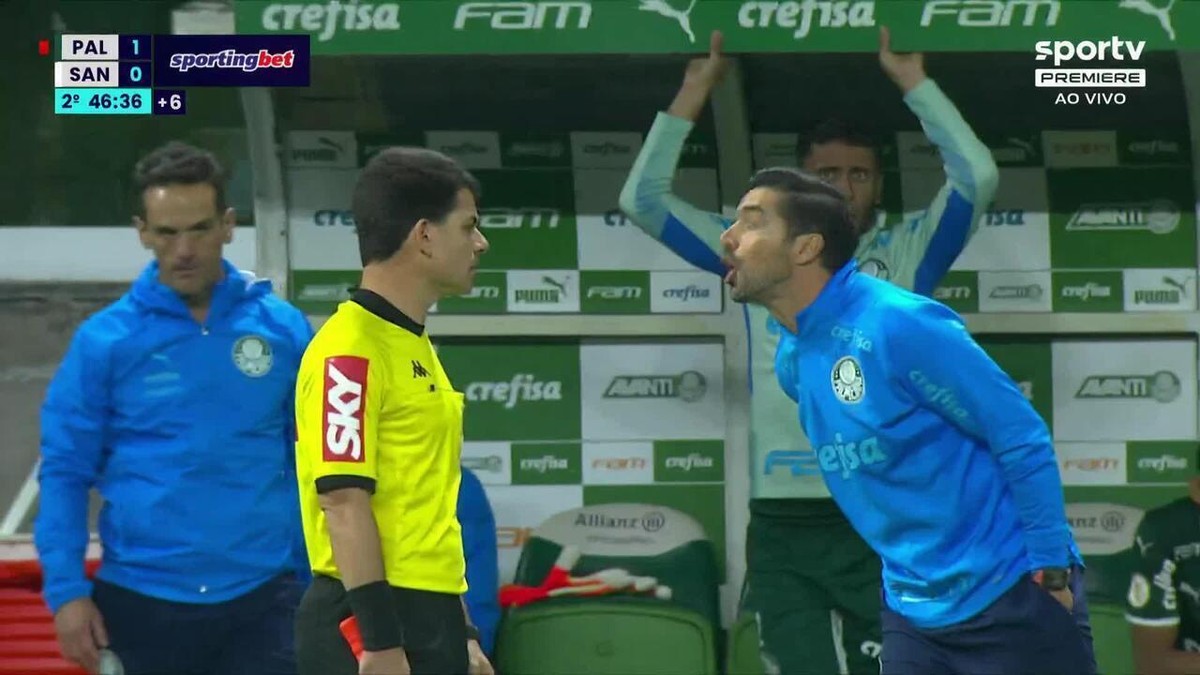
top-left (831, 356), bottom-right (864, 404)
top-left (232, 334), bottom-right (274, 378)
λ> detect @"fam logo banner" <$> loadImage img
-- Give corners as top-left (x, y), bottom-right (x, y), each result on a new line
top-left (233, 1), bottom-right (1198, 55)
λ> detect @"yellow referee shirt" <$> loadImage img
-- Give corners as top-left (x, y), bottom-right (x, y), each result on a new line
top-left (295, 289), bottom-right (467, 595)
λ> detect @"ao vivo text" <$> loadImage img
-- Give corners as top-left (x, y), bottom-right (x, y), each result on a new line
top-left (1056, 92), bottom-right (1128, 106)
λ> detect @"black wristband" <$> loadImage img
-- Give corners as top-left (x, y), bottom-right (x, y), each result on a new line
top-left (1036, 567), bottom-right (1070, 591)
top-left (465, 624), bottom-right (481, 642)
top-left (346, 580), bottom-right (404, 651)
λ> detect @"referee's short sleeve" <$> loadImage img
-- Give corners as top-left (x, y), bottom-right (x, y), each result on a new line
top-left (296, 353), bottom-right (382, 492)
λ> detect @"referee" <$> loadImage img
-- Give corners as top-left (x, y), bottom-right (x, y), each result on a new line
top-left (293, 147), bottom-right (492, 675)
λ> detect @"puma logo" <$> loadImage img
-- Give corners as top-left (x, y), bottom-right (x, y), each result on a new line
top-left (638, 0), bottom-right (698, 43)
top-left (1119, 0), bottom-right (1177, 41)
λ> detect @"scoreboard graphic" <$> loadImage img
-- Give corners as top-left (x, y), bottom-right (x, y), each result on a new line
top-left (51, 33), bottom-right (311, 116)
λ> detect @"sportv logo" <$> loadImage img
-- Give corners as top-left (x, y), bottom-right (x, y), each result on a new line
top-left (454, 1), bottom-right (591, 30)
top-left (466, 373), bottom-right (564, 408)
top-left (737, 1), bottom-right (876, 40)
top-left (920, 0), bottom-right (1060, 27)
top-left (481, 208), bottom-right (560, 229)
top-left (604, 370), bottom-right (707, 402)
top-left (1065, 200), bottom-right (1181, 235)
top-left (260, 1), bottom-right (401, 42)
top-left (1075, 370), bottom-right (1181, 403)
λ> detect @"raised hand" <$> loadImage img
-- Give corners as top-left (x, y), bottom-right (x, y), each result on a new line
top-left (879, 26), bottom-right (927, 94)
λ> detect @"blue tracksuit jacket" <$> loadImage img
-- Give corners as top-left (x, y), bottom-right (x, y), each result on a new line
top-left (36, 260), bottom-right (314, 613)
top-left (458, 467), bottom-right (500, 656)
top-left (774, 260), bottom-right (1083, 629)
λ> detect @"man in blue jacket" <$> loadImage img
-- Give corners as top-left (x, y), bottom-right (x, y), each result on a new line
top-left (35, 141), bottom-right (314, 675)
top-left (458, 467), bottom-right (500, 658)
top-left (719, 167), bottom-right (1094, 675)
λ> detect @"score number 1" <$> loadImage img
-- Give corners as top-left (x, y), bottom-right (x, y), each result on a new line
top-left (119, 35), bottom-right (152, 88)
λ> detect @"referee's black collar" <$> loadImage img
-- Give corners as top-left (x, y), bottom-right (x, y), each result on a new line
top-left (350, 288), bottom-right (425, 336)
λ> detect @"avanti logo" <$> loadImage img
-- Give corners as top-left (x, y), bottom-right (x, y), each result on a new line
top-left (261, 1), bottom-right (401, 42)
top-left (737, 1), bottom-right (876, 39)
top-left (816, 433), bottom-right (887, 479)
top-left (480, 207), bottom-right (561, 230)
top-left (989, 284), bottom-right (1043, 300)
top-left (1065, 200), bottom-right (1180, 235)
top-left (920, 0), bottom-right (1060, 27)
top-left (466, 373), bottom-right (564, 408)
top-left (604, 370), bottom-right (707, 402)
top-left (1075, 370), bottom-right (1181, 403)
top-left (1061, 282), bottom-right (1113, 301)
top-left (453, 1), bottom-right (592, 30)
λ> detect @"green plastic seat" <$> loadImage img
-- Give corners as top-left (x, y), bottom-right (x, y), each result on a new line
top-left (726, 611), bottom-right (766, 675)
top-left (496, 504), bottom-right (721, 675)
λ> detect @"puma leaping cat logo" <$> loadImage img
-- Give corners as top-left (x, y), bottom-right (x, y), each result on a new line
top-left (638, 0), bottom-right (698, 44)
top-left (1118, 0), bottom-right (1177, 41)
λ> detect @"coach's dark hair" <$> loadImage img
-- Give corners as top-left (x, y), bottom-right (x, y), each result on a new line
top-left (748, 167), bottom-right (859, 272)
top-left (132, 141), bottom-right (227, 216)
top-left (797, 118), bottom-right (882, 168)
top-left (351, 147), bottom-right (482, 265)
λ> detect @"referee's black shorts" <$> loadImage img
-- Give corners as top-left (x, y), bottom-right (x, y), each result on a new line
top-left (295, 574), bottom-right (469, 675)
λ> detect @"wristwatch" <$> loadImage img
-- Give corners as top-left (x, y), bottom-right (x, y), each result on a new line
top-left (1034, 567), bottom-right (1070, 591)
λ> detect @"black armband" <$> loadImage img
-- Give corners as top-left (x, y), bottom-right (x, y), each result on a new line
top-left (465, 624), bottom-right (481, 642)
top-left (346, 580), bottom-right (404, 651)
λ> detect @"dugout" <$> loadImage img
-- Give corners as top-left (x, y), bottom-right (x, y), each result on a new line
top-left (176, 0), bottom-right (1200, 654)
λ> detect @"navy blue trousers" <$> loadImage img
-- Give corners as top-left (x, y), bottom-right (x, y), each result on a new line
top-left (880, 567), bottom-right (1096, 675)
top-left (93, 574), bottom-right (303, 675)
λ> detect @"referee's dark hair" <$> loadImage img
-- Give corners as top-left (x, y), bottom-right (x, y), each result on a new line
top-left (132, 141), bottom-right (227, 217)
top-left (748, 167), bottom-right (860, 273)
top-left (352, 147), bottom-right (482, 266)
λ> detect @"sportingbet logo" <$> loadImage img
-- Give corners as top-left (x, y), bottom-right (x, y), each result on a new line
top-left (466, 373), bottom-right (563, 408)
top-left (921, 0), bottom-right (1060, 27)
top-left (519, 454), bottom-right (569, 472)
top-left (260, 1), bottom-right (401, 42)
top-left (322, 356), bottom-right (368, 462)
top-left (664, 453), bottom-right (714, 471)
top-left (169, 49), bottom-right (296, 73)
top-left (1065, 200), bottom-right (1181, 235)
top-left (1061, 282), bottom-right (1113, 301)
top-left (604, 370), bottom-right (707, 402)
top-left (817, 433), bottom-right (887, 479)
top-left (1075, 370), bottom-right (1181, 403)
top-left (764, 449), bottom-right (820, 476)
top-left (454, 2), bottom-right (592, 30)
top-left (737, 1), bottom-right (876, 39)
top-left (480, 208), bottom-right (560, 229)
top-left (313, 209), bottom-right (354, 226)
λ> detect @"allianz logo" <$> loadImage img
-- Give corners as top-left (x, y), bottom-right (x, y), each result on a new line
top-left (817, 433), bottom-right (887, 479)
top-left (664, 452), bottom-right (715, 471)
top-left (662, 284), bottom-right (709, 300)
top-left (1138, 454), bottom-right (1188, 472)
top-left (466, 373), bottom-right (563, 408)
top-left (1061, 282), bottom-right (1112, 300)
top-left (519, 454), bottom-right (569, 473)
